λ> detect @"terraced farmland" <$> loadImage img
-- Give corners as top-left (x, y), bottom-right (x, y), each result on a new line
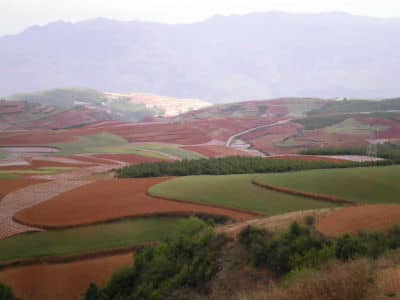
top-left (15, 178), bottom-right (255, 228)
top-left (0, 217), bottom-right (205, 262)
top-left (253, 165), bottom-right (400, 204)
top-left (149, 174), bottom-right (337, 215)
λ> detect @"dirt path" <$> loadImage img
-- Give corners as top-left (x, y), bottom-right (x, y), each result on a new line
top-left (0, 180), bottom-right (92, 239)
top-left (225, 119), bottom-right (291, 156)
top-left (0, 156), bottom-right (127, 239)
top-left (225, 119), bottom-right (291, 147)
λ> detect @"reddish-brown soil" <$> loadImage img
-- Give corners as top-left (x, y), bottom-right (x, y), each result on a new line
top-left (182, 145), bottom-right (252, 157)
top-left (15, 178), bottom-right (256, 228)
top-left (0, 179), bottom-right (46, 199)
top-left (0, 159), bottom-right (93, 171)
top-left (0, 118), bottom-right (270, 146)
top-left (269, 155), bottom-right (347, 164)
top-left (0, 253), bottom-right (133, 300)
top-left (316, 205), bottom-right (400, 237)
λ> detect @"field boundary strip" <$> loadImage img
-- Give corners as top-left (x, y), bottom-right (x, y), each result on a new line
top-left (146, 190), bottom-right (264, 217)
top-left (251, 179), bottom-right (356, 205)
top-left (12, 211), bottom-right (250, 230)
top-left (0, 243), bottom-right (154, 270)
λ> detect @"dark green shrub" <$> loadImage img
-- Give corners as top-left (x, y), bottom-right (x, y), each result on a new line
top-left (304, 215), bottom-right (316, 227)
top-left (334, 234), bottom-right (368, 261)
top-left (239, 223), bottom-right (329, 274)
top-left (84, 230), bottom-right (227, 300)
top-left (0, 283), bottom-right (16, 300)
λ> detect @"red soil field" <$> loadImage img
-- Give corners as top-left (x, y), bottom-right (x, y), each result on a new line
top-left (267, 105), bottom-right (289, 117)
top-left (182, 145), bottom-right (252, 157)
top-left (316, 205), bottom-right (400, 237)
top-left (0, 179), bottom-right (46, 199)
top-left (15, 178), bottom-right (256, 228)
top-left (356, 117), bottom-right (400, 139)
top-left (0, 118), bottom-right (270, 146)
top-left (0, 253), bottom-right (133, 300)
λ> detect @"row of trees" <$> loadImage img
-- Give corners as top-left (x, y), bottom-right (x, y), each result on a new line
top-left (117, 156), bottom-right (390, 178)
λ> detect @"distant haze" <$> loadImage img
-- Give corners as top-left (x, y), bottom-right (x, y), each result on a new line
top-left (2, 0), bottom-right (400, 36)
top-left (1, 12), bottom-right (400, 102)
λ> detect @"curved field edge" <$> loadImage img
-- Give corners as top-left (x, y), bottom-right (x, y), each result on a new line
top-left (148, 174), bottom-right (338, 216)
top-left (13, 178), bottom-right (257, 229)
top-left (0, 216), bottom-right (205, 263)
top-left (253, 165), bottom-right (400, 205)
top-left (251, 178), bottom-right (354, 205)
top-left (12, 211), bottom-right (255, 230)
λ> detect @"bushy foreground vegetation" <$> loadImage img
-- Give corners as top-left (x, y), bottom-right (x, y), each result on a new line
top-left (239, 222), bottom-right (400, 274)
top-left (83, 229), bottom-right (227, 300)
top-left (117, 156), bottom-right (388, 178)
top-left (83, 220), bottom-right (400, 300)
top-left (235, 259), bottom-right (379, 300)
top-left (0, 283), bottom-right (16, 300)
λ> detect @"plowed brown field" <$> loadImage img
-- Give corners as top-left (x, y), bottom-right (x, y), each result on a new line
top-left (316, 205), bottom-right (400, 237)
top-left (0, 179), bottom-right (46, 199)
top-left (15, 178), bottom-right (256, 228)
top-left (0, 252), bottom-right (133, 300)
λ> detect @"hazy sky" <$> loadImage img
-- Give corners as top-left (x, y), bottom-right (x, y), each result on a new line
top-left (1, 0), bottom-right (400, 36)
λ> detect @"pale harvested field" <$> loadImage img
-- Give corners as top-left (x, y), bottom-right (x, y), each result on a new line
top-left (217, 208), bottom-right (336, 239)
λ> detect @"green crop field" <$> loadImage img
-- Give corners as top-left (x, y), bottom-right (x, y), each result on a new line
top-left (0, 173), bottom-right (18, 180)
top-left (0, 217), bottom-right (205, 262)
top-left (324, 118), bottom-right (387, 135)
top-left (0, 167), bottom-right (76, 176)
top-left (52, 133), bottom-right (198, 159)
top-left (149, 174), bottom-right (337, 215)
top-left (253, 165), bottom-right (400, 204)
top-left (134, 143), bottom-right (204, 160)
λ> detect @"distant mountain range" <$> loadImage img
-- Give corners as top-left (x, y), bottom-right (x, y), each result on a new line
top-left (1, 12), bottom-right (400, 102)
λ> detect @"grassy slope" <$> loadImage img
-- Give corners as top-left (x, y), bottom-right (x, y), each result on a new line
top-left (324, 118), bottom-right (387, 134)
top-left (0, 167), bottom-right (76, 176)
top-left (53, 133), bottom-right (167, 159)
top-left (53, 133), bottom-right (198, 159)
top-left (0, 217), bottom-right (205, 262)
top-left (135, 144), bottom-right (204, 160)
top-left (254, 165), bottom-right (400, 204)
top-left (0, 174), bottom-right (18, 180)
top-left (149, 174), bottom-right (336, 215)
